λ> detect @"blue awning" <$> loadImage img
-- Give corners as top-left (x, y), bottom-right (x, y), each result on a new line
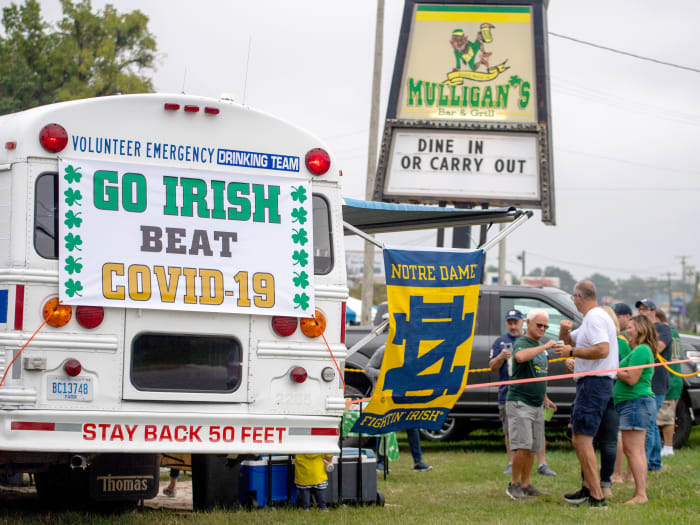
top-left (342, 198), bottom-right (527, 234)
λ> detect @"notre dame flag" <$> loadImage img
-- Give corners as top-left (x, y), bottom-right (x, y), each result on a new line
top-left (351, 247), bottom-right (483, 435)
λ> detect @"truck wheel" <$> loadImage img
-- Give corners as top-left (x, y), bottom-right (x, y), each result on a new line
top-left (673, 397), bottom-right (692, 450)
top-left (419, 418), bottom-right (468, 442)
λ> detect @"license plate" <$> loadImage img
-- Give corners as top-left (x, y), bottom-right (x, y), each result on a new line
top-left (47, 376), bottom-right (93, 401)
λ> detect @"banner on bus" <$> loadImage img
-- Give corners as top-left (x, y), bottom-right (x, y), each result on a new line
top-left (58, 158), bottom-right (315, 316)
top-left (351, 247), bottom-right (483, 435)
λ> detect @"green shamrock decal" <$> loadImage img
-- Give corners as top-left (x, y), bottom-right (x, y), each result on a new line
top-left (508, 75), bottom-right (522, 87)
top-left (64, 188), bottom-right (83, 206)
top-left (291, 228), bottom-right (308, 246)
top-left (64, 278), bottom-right (83, 298)
top-left (64, 210), bottom-right (83, 229)
top-left (293, 292), bottom-right (310, 310)
top-left (64, 232), bottom-right (83, 252)
top-left (291, 207), bottom-right (308, 224)
top-left (63, 165), bottom-right (82, 183)
top-left (290, 185), bottom-right (307, 203)
top-left (293, 271), bottom-right (310, 289)
top-left (292, 250), bottom-right (309, 267)
top-left (64, 256), bottom-right (83, 275)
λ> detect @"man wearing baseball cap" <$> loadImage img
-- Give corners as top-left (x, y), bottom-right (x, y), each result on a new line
top-left (490, 309), bottom-right (555, 478)
top-left (635, 298), bottom-right (672, 471)
top-left (613, 303), bottom-right (632, 338)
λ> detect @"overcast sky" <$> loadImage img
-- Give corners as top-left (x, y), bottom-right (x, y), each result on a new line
top-left (8, 0), bottom-right (700, 284)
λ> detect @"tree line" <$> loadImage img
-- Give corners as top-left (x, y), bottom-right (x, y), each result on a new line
top-left (503, 265), bottom-right (699, 328)
top-left (0, 0), bottom-right (156, 115)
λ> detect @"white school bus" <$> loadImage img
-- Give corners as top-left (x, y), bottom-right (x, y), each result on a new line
top-left (0, 94), bottom-right (347, 507)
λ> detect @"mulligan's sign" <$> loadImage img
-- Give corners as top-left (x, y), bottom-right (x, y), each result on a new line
top-left (397, 3), bottom-right (537, 123)
top-left (378, 0), bottom-right (555, 224)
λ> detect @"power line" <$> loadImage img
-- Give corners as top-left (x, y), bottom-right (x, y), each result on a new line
top-left (549, 32), bottom-right (700, 74)
top-left (558, 187), bottom-right (700, 192)
top-left (554, 147), bottom-right (700, 176)
top-left (524, 251), bottom-right (672, 276)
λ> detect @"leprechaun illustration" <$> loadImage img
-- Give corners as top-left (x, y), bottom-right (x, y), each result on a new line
top-left (449, 23), bottom-right (495, 72)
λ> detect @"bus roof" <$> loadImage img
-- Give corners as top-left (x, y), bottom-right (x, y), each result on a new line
top-left (0, 93), bottom-right (336, 181)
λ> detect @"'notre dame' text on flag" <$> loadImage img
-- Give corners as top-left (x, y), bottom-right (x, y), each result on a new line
top-left (351, 247), bottom-right (483, 435)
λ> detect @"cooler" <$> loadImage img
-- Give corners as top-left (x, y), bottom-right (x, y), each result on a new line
top-left (239, 455), bottom-right (297, 508)
top-left (326, 447), bottom-right (383, 505)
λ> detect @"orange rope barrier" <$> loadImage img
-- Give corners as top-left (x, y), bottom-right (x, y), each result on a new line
top-left (344, 357), bottom-right (700, 408)
top-left (0, 315), bottom-right (52, 389)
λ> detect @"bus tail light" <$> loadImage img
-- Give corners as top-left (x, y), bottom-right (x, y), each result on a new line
top-left (64, 358), bottom-right (82, 377)
top-left (300, 309), bottom-right (326, 338)
top-left (290, 366), bottom-right (307, 383)
top-left (272, 316), bottom-right (298, 337)
top-left (76, 306), bottom-right (105, 329)
top-left (42, 298), bottom-right (72, 327)
top-left (39, 123), bottom-right (68, 153)
top-left (305, 148), bottom-right (330, 175)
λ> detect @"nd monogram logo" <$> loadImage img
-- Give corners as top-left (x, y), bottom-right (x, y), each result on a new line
top-left (384, 295), bottom-right (474, 404)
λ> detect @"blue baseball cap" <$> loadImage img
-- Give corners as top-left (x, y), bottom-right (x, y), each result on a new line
top-left (505, 309), bottom-right (523, 321)
top-left (635, 298), bottom-right (656, 310)
top-left (613, 303), bottom-right (632, 316)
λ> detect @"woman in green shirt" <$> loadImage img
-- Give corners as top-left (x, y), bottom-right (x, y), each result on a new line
top-left (614, 315), bottom-right (657, 505)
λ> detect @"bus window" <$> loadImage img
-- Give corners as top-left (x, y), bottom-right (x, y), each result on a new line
top-left (312, 194), bottom-right (333, 275)
top-left (131, 333), bottom-right (242, 393)
top-left (34, 173), bottom-right (58, 259)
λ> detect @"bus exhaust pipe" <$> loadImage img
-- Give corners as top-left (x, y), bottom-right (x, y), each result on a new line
top-left (70, 455), bottom-right (88, 470)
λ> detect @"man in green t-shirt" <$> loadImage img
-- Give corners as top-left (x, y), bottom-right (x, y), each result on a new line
top-left (654, 309), bottom-right (683, 456)
top-left (505, 308), bottom-right (559, 500)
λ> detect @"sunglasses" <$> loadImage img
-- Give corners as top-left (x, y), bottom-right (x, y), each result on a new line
top-left (535, 323), bottom-right (549, 329)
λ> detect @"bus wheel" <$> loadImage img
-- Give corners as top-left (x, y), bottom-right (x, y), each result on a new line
top-left (192, 454), bottom-right (241, 510)
top-left (35, 465), bottom-right (89, 509)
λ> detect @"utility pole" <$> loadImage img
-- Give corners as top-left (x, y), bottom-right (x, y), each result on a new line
top-left (661, 271), bottom-right (674, 322)
top-left (676, 256), bottom-right (690, 328)
top-left (360, 0), bottom-right (384, 325)
top-left (498, 224), bottom-right (506, 285)
top-left (677, 255), bottom-right (689, 289)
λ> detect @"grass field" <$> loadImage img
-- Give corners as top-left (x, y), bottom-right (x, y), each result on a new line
top-left (1, 426), bottom-right (698, 524)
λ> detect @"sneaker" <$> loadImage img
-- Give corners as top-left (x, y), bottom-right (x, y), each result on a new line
top-left (523, 484), bottom-right (545, 497)
top-left (564, 486), bottom-right (590, 505)
top-left (376, 463), bottom-right (391, 473)
top-left (503, 463), bottom-right (512, 475)
top-left (163, 487), bottom-right (176, 498)
top-left (506, 482), bottom-right (526, 500)
top-left (413, 461), bottom-right (432, 472)
top-left (537, 463), bottom-right (557, 476)
top-left (588, 496), bottom-right (608, 509)
top-left (661, 447), bottom-right (674, 457)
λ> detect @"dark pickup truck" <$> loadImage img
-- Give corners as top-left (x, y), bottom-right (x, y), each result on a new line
top-left (345, 285), bottom-right (700, 448)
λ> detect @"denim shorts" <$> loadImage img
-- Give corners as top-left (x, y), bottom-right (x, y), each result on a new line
top-left (571, 376), bottom-right (614, 436)
top-left (617, 396), bottom-right (656, 431)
